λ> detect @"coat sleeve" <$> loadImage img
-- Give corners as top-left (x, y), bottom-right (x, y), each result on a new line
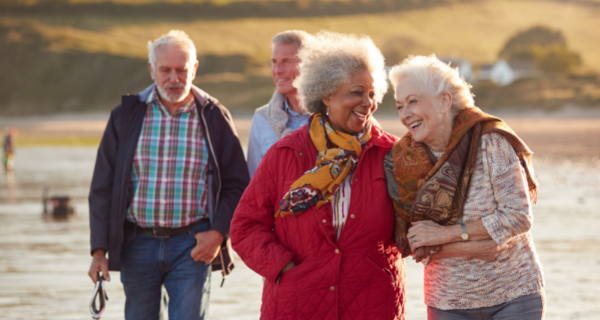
top-left (230, 146), bottom-right (294, 282)
top-left (480, 133), bottom-right (534, 247)
top-left (209, 105), bottom-right (250, 240)
top-left (89, 108), bottom-right (120, 255)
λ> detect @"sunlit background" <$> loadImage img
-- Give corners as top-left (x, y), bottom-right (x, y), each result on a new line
top-left (0, 0), bottom-right (599, 319)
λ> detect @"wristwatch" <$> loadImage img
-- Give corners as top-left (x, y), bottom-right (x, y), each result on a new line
top-left (460, 223), bottom-right (469, 241)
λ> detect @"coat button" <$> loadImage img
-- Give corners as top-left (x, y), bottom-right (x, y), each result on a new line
top-left (354, 178), bottom-right (358, 182)
top-left (330, 286), bottom-right (335, 291)
top-left (335, 249), bottom-right (339, 254)
top-left (299, 153), bottom-right (303, 156)
top-left (322, 219), bottom-right (326, 223)
top-left (350, 214), bottom-right (355, 218)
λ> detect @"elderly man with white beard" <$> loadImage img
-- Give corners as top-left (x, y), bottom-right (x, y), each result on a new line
top-left (87, 30), bottom-right (249, 320)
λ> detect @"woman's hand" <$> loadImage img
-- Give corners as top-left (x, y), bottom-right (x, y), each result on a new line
top-left (465, 240), bottom-right (506, 262)
top-left (280, 260), bottom-right (296, 274)
top-left (407, 220), bottom-right (457, 251)
top-left (408, 219), bottom-right (494, 252)
top-left (429, 240), bottom-right (506, 262)
top-left (413, 245), bottom-right (443, 263)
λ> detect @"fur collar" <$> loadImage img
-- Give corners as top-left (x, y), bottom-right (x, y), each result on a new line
top-left (255, 90), bottom-right (294, 139)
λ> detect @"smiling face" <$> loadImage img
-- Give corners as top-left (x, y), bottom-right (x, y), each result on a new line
top-left (323, 70), bottom-right (377, 135)
top-left (149, 43), bottom-right (198, 105)
top-left (394, 76), bottom-right (454, 151)
top-left (271, 42), bottom-right (301, 96)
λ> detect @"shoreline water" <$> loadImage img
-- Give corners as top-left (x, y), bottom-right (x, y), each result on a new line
top-left (1, 113), bottom-right (599, 319)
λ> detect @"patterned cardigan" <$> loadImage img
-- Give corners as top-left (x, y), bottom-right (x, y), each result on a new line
top-left (385, 132), bottom-right (544, 310)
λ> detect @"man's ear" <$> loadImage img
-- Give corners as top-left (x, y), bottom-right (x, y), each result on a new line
top-left (148, 62), bottom-right (155, 81)
top-left (191, 60), bottom-right (199, 80)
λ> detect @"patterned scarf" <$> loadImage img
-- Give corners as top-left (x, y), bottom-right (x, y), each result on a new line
top-left (391, 107), bottom-right (538, 256)
top-left (276, 112), bottom-right (372, 218)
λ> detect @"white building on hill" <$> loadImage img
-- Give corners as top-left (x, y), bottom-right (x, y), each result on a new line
top-left (440, 57), bottom-right (476, 83)
top-left (488, 59), bottom-right (540, 86)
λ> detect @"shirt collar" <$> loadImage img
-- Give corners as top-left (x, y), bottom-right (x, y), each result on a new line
top-left (284, 97), bottom-right (305, 116)
top-left (147, 86), bottom-right (197, 115)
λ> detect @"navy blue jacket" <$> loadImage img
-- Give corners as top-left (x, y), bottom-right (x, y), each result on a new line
top-left (89, 85), bottom-right (249, 274)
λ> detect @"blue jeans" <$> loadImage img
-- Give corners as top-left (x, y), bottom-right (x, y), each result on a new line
top-left (427, 291), bottom-right (545, 320)
top-left (120, 222), bottom-right (212, 320)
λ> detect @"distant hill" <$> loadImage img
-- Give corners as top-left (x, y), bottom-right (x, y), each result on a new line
top-left (0, 0), bottom-right (478, 19)
top-left (1, 0), bottom-right (599, 115)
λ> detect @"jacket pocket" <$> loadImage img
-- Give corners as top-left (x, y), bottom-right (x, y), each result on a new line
top-left (364, 255), bottom-right (396, 319)
top-left (272, 261), bottom-right (307, 319)
top-left (274, 255), bottom-right (330, 319)
top-left (365, 255), bottom-right (396, 288)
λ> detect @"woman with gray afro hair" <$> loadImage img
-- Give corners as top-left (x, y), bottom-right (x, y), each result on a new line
top-left (294, 31), bottom-right (388, 115)
top-left (231, 31), bottom-right (407, 319)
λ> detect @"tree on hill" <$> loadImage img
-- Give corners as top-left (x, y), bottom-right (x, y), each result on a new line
top-left (499, 25), bottom-right (581, 73)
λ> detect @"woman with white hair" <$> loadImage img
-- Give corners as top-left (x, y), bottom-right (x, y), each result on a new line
top-left (385, 55), bottom-right (545, 319)
top-left (231, 31), bottom-right (406, 319)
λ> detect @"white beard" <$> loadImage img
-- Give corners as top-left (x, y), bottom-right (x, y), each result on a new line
top-left (156, 82), bottom-right (191, 103)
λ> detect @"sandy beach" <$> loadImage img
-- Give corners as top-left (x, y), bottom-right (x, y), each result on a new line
top-left (0, 110), bottom-right (599, 319)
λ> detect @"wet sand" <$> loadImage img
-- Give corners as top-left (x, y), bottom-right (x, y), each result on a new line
top-left (1, 114), bottom-right (599, 319)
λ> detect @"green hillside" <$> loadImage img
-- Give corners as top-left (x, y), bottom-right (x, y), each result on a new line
top-left (1, 0), bottom-right (599, 114)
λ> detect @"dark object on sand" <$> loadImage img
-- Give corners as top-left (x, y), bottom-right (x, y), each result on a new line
top-left (3, 127), bottom-right (17, 171)
top-left (42, 187), bottom-right (75, 219)
top-left (90, 272), bottom-right (109, 319)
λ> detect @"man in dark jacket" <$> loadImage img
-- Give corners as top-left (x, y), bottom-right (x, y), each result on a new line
top-left (87, 30), bottom-right (249, 320)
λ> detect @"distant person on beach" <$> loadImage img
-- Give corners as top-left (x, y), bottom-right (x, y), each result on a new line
top-left (3, 127), bottom-right (17, 171)
top-left (385, 55), bottom-right (545, 320)
top-left (87, 30), bottom-right (249, 320)
top-left (246, 30), bottom-right (312, 178)
top-left (231, 31), bottom-right (407, 319)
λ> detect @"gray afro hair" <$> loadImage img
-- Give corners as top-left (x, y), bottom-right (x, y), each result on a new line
top-left (293, 31), bottom-right (388, 114)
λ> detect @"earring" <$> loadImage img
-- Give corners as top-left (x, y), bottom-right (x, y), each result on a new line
top-left (326, 106), bottom-right (330, 115)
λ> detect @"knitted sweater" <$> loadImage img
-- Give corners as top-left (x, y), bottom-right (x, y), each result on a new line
top-left (388, 133), bottom-right (544, 310)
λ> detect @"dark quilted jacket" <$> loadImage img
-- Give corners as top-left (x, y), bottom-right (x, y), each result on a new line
top-left (231, 123), bottom-right (406, 320)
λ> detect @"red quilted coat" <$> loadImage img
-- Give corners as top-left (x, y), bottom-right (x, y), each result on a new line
top-left (231, 123), bottom-right (406, 320)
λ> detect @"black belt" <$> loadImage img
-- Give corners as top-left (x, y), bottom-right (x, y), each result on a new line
top-left (124, 218), bottom-right (209, 238)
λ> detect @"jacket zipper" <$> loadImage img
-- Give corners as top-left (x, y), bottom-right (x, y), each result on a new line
top-left (199, 100), bottom-right (221, 215)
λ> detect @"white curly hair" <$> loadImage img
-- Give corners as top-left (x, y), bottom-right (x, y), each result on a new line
top-left (293, 31), bottom-right (388, 114)
top-left (388, 54), bottom-right (475, 113)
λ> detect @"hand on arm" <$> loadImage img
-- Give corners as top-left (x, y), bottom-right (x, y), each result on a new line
top-left (431, 240), bottom-right (506, 262)
top-left (407, 219), bottom-right (492, 252)
top-left (413, 245), bottom-right (443, 263)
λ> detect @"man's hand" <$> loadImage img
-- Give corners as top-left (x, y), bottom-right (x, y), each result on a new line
top-left (88, 249), bottom-right (110, 283)
top-left (191, 230), bottom-right (224, 264)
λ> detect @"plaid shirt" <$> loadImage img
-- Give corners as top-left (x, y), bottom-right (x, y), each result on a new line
top-left (127, 87), bottom-right (209, 228)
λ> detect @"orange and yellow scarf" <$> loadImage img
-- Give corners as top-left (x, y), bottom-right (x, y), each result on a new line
top-left (391, 107), bottom-right (538, 256)
top-left (276, 112), bottom-right (371, 218)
